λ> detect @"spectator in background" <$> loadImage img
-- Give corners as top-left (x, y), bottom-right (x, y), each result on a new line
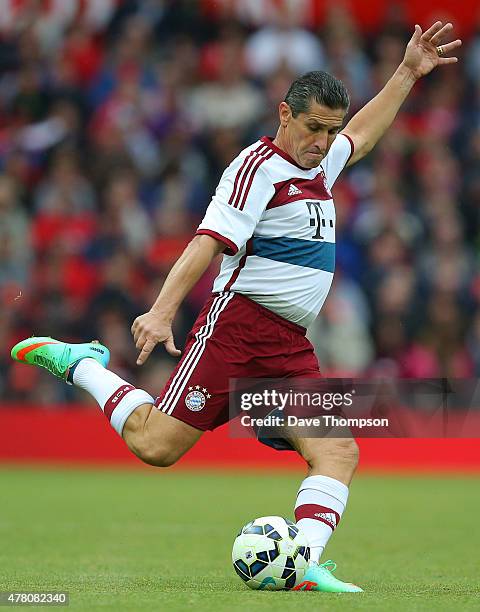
top-left (322, 5), bottom-right (373, 107)
top-left (308, 272), bottom-right (374, 376)
top-left (417, 210), bottom-right (476, 302)
top-left (244, 2), bottom-right (325, 78)
top-left (402, 292), bottom-right (474, 378)
top-left (102, 170), bottom-right (153, 257)
top-left (0, 176), bottom-right (32, 288)
top-left (189, 27), bottom-right (264, 130)
top-left (202, 0), bottom-right (313, 30)
top-left (35, 149), bottom-right (96, 214)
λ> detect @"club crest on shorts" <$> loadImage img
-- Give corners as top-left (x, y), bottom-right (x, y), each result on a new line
top-left (185, 385), bottom-right (211, 411)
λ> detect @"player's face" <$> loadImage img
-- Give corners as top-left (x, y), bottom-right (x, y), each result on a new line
top-left (279, 100), bottom-right (346, 169)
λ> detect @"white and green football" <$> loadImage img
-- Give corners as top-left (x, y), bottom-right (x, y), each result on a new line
top-left (232, 516), bottom-right (310, 590)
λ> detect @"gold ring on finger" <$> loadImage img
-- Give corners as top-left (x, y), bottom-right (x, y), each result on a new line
top-left (436, 45), bottom-right (444, 57)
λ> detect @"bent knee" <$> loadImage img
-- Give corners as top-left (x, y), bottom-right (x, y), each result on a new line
top-left (328, 438), bottom-right (359, 466)
top-left (336, 438), bottom-right (360, 467)
top-left (124, 409), bottom-right (202, 468)
top-left (301, 437), bottom-right (360, 468)
top-left (133, 439), bottom-right (181, 468)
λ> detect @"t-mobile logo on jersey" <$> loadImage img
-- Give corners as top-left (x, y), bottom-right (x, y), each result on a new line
top-left (306, 201), bottom-right (334, 240)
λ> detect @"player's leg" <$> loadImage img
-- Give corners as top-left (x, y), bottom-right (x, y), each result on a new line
top-left (70, 355), bottom-right (203, 467)
top-left (122, 403), bottom-right (202, 466)
top-left (10, 337), bottom-right (202, 467)
top-left (67, 359), bottom-right (203, 467)
top-left (262, 323), bottom-right (362, 592)
top-left (11, 294), bottom-right (235, 467)
top-left (287, 433), bottom-right (362, 592)
top-left (290, 435), bottom-right (359, 558)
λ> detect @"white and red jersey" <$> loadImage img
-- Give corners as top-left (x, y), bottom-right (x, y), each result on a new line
top-left (196, 134), bottom-right (353, 328)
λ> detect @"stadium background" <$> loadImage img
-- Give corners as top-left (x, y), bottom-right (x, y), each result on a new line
top-left (1, 3), bottom-right (480, 610)
top-left (1, 0), bottom-right (480, 469)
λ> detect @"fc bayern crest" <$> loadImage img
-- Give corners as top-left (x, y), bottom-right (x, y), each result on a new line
top-left (185, 386), bottom-right (211, 411)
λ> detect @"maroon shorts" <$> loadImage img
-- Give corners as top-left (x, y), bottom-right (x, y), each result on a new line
top-left (154, 292), bottom-right (321, 432)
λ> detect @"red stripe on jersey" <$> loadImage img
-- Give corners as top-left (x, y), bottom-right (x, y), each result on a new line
top-left (341, 132), bottom-right (355, 164)
top-left (228, 143), bottom-right (266, 208)
top-left (238, 150), bottom-right (273, 211)
top-left (231, 151), bottom-right (262, 208)
top-left (224, 239), bottom-right (253, 291)
top-left (231, 148), bottom-right (265, 208)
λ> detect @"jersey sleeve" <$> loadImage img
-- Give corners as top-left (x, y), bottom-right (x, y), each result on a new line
top-left (196, 151), bottom-right (275, 255)
top-left (321, 133), bottom-right (354, 189)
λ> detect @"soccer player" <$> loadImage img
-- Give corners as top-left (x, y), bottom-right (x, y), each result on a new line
top-left (12, 22), bottom-right (460, 592)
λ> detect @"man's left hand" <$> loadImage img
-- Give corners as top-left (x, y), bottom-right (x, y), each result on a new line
top-left (402, 22), bottom-right (462, 80)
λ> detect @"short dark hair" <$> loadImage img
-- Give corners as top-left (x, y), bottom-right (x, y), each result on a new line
top-left (284, 71), bottom-right (350, 117)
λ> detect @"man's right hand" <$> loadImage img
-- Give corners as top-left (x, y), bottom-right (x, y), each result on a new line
top-left (131, 311), bottom-right (181, 365)
top-left (130, 234), bottom-right (224, 366)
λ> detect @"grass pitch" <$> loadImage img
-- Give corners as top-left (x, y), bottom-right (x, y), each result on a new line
top-left (0, 468), bottom-right (479, 611)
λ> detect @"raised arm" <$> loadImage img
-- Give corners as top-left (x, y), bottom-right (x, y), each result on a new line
top-left (342, 21), bottom-right (461, 166)
top-left (131, 235), bottom-right (224, 365)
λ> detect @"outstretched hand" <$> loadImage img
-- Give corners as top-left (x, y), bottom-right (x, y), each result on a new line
top-left (403, 22), bottom-right (462, 80)
top-left (131, 311), bottom-right (181, 365)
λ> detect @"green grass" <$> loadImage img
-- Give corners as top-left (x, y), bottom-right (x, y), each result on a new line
top-left (0, 468), bottom-right (479, 611)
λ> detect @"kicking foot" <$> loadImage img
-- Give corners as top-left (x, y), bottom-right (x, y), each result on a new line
top-left (11, 336), bottom-right (110, 382)
top-left (293, 560), bottom-right (363, 593)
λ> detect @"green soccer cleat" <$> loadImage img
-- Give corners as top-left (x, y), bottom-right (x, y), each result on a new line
top-left (11, 336), bottom-right (110, 383)
top-left (293, 560), bottom-right (363, 593)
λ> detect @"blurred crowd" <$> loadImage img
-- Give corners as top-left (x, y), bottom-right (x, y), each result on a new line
top-left (1, 0), bottom-right (480, 406)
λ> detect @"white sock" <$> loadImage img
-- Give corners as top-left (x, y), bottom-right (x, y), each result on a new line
top-left (72, 358), bottom-right (154, 436)
top-left (294, 475), bottom-right (349, 564)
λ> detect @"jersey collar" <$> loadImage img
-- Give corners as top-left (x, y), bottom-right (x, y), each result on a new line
top-left (260, 136), bottom-right (311, 170)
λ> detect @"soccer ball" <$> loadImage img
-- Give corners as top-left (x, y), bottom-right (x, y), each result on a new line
top-left (232, 516), bottom-right (310, 590)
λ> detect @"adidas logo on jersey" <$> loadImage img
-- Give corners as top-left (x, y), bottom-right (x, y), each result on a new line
top-left (287, 184), bottom-right (302, 196)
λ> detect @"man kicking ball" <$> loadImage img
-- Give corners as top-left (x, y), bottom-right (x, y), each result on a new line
top-left (12, 22), bottom-right (461, 593)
